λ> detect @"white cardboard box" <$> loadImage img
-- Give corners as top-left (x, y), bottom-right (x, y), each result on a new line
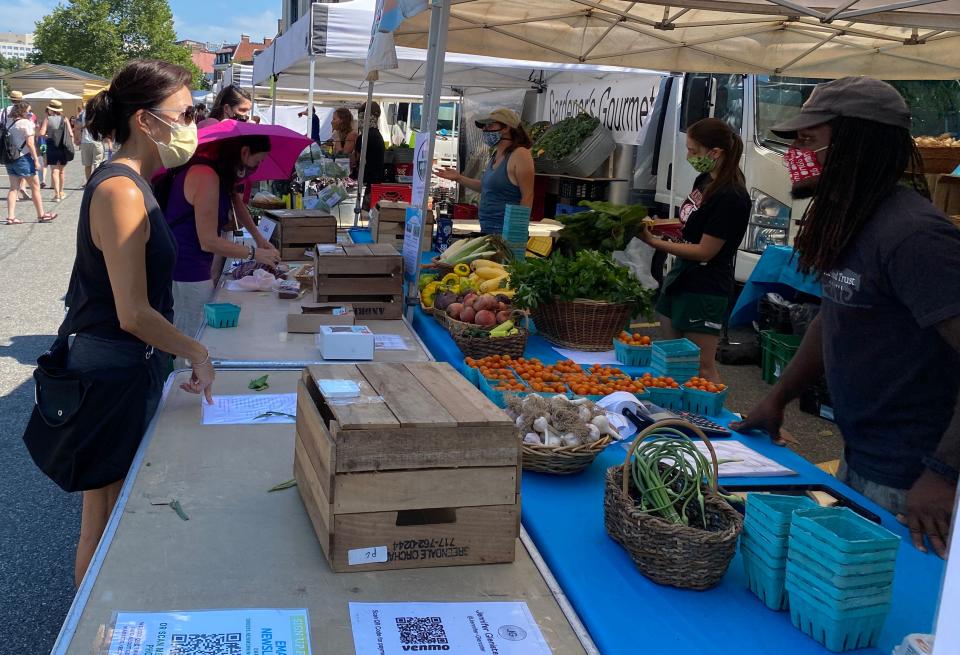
top-left (315, 325), bottom-right (375, 360)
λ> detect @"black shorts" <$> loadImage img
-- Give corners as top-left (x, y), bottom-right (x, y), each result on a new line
top-left (46, 146), bottom-right (69, 166)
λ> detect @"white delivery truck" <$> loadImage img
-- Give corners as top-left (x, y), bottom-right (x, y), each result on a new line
top-left (635, 73), bottom-right (960, 281)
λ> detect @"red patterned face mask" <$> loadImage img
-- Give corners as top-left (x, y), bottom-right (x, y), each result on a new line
top-left (783, 146), bottom-right (828, 185)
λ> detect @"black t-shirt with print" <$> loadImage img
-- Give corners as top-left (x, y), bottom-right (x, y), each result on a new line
top-left (820, 186), bottom-right (960, 489)
top-left (668, 173), bottom-right (750, 297)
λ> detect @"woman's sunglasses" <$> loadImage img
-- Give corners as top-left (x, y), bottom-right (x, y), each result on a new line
top-left (149, 105), bottom-right (198, 126)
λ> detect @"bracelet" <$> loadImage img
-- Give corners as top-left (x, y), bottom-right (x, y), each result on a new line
top-left (248, 245), bottom-right (256, 261)
top-left (922, 455), bottom-right (960, 483)
top-left (188, 351), bottom-right (211, 367)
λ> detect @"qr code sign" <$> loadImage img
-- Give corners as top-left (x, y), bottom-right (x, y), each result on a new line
top-left (169, 632), bottom-right (241, 655)
top-left (395, 616), bottom-right (449, 647)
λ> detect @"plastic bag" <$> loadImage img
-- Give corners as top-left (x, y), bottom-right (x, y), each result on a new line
top-left (314, 183), bottom-right (348, 211)
top-left (235, 269), bottom-right (277, 291)
top-left (613, 237), bottom-right (660, 290)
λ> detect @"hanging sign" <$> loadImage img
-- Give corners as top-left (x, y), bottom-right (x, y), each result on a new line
top-left (411, 130), bottom-right (429, 207)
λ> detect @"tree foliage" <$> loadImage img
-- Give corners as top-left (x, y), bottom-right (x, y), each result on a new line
top-left (34, 0), bottom-right (204, 88)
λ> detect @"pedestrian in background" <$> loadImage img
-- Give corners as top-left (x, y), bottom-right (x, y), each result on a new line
top-left (198, 85), bottom-right (252, 128)
top-left (2, 90), bottom-right (30, 201)
top-left (195, 103), bottom-right (209, 124)
top-left (39, 99), bottom-right (74, 202)
top-left (75, 107), bottom-right (105, 182)
top-left (4, 101), bottom-right (57, 224)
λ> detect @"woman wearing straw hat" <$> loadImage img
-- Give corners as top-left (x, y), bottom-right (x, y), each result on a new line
top-left (40, 99), bottom-right (75, 202)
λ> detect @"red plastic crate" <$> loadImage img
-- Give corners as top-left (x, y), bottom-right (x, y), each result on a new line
top-left (371, 183), bottom-right (412, 206)
top-left (452, 203), bottom-right (478, 220)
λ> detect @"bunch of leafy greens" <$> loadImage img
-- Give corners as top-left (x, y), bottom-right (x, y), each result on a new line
top-left (556, 201), bottom-right (648, 255)
top-left (508, 250), bottom-right (654, 316)
top-left (533, 113), bottom-right (601, 161)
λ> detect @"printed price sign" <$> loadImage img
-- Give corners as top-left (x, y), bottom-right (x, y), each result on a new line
top-left (402, 207), bottom-right (423, 283)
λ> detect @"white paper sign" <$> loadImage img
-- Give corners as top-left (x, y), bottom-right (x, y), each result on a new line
top-left (348, 546), bottom-right (389, 565)
top-left (349, 602), bottom-right (551, 655)
top-left (402, 207), bottom-right (423, 283)
top-left (539, 75), bottom-right (662, 146)
top-left (374, 334), bottom-right (411, 350)
top-left (411, 130), bottom-right (428, 206)
top-left (201, 394), bottom-right (297, 425)
top-left (258, 217), bottom-right (277, 241)
top-left (106, 608), bottom-right (311, 655)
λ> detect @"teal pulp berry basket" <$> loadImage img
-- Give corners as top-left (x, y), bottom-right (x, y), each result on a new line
top-left (746, 493), bottom-right (818, 532)
top-left (741, 542), bottom-right (789, 611)
top-left (788, 527), bottom-right (899, 568)
top-left (791, 507), bottom-right (900, 554)
top-left (203, 303), bottom-right (241, 328)
top-left (741, 532), bottom-right (787, 569)
top-left (681, 386), bottom-right (728, 416)
top-left (787, 548), bottom-right (895, 586)
top-left (647, 386), bottom-right (683, 410)
top-left (786, 584), bottom-right (890, 652)
top-left (785, 562), bottom-right (893, 607)
top-left (612, 338), bottom-right (652, 366)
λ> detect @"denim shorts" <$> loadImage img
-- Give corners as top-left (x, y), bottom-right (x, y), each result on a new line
top-left (67, 333), bottom-right (170, 425)
top-left (5, 154), bottom-right (36, 178)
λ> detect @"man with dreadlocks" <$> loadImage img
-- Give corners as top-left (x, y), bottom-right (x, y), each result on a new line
top-left (732, 77), bottom-right (960, 558)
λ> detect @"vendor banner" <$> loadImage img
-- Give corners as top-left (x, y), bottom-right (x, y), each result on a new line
top-left (539, 75), bottom-right (663, 146)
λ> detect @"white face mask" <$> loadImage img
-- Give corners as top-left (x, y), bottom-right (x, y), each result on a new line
top-left (147, 112), bottom-right (198, 168)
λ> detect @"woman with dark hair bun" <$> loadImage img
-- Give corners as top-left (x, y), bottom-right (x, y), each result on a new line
top-left (61, 59), bottom-right (216, 585)
top-left (641, 117), bottom-right (750, 383)
top-left (198, 84), bottom-right (252, 127)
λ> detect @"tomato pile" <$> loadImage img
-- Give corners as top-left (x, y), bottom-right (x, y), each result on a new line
top-left (618, 331), bottom-right (652, 346)
top-left (684, 377), bottom-right (727, 393)
top-left (640, 373), bottom-right (681, 389)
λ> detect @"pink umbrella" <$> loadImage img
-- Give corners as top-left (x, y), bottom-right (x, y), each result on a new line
top-left (194, 119), bottom-right (312, 183)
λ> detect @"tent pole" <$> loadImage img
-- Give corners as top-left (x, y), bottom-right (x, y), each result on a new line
top-left (354, 82), bottom-right (375, 227)
top-left (669, 73), bottom-right (681, 220)
top-left (271, 74), bottom-right (278, 124)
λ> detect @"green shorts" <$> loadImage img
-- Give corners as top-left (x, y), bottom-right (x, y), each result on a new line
top-left (655, 291), bottom-right (728, 335)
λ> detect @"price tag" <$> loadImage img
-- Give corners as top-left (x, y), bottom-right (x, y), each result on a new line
top-left (348, 546), bottom-right (388, 566)
top-left (258, 217), bottom-right (277, 241)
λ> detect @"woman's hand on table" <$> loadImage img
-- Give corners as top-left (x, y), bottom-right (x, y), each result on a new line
top-left (435, 167), bottom-right (461, 183)
top-left (181, 354), bottom-right (215, 404)
top-left (903, 470), bottom-right (954, 558)
top-left (254, 244), bottom-right (281, 267)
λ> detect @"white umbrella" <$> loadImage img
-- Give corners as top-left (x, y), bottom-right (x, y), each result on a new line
top-left (23, 87), bottom-right (83, 100)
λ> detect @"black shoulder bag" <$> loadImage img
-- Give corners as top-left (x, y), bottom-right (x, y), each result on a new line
top-left (22, 319), bottom-right (154, 493)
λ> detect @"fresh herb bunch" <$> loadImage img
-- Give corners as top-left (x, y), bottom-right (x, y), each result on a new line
top-left (533, 113), bottom-right (601, 161)
top-left (556, 201), bottom-right (648, 254)
top-left (508, 250), bottom-right (654, 315)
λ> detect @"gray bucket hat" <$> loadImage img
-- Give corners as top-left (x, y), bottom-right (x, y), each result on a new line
top-left (771, 77), bottom-right (911, 138)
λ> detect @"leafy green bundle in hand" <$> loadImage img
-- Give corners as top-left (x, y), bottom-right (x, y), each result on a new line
top-left (507, 250), bottom-right (654, 317)
top-left (533, 113), bottom-right (601, 162)
top-left (556, 201), bottom-right (648, 254)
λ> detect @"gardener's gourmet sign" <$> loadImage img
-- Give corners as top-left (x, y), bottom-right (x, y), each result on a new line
top-left (541, 75), bottom-right (662, 146)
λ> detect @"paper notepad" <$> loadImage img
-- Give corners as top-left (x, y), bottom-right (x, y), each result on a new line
top-left (201, 394), bottom-right (297, 425)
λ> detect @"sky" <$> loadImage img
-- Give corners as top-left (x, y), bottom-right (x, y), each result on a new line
top-left (1, 0), bottom-right (278, 46)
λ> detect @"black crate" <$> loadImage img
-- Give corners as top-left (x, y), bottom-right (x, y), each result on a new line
top-left (557, 179), bottom-right (608, 204)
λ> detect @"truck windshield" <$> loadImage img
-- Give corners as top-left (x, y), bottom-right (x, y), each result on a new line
top-left (755, 75), bottom-right (960, 148)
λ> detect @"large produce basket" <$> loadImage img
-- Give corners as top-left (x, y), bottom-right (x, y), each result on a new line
top-left (918, 146), bottom-right (960, 174)
top-left (522, 435), bottom-right (612, 475)
top-left (443, 310), bottom-right (530, 359)
top-left (604, 419), bottom-right (743, 590)
top-left (532, 298), bottom-right (633, 351)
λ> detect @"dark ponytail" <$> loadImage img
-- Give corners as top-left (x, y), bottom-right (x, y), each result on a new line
top-left (85, 59), bottom-right (193, 144)
top-left (687, 118), bottom-right (745, 203)
top-left (210, 85), bottom-right (252, 120)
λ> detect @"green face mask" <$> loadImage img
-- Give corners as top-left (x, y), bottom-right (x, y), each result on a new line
top-left (687, 154), bottom-right (717, 174)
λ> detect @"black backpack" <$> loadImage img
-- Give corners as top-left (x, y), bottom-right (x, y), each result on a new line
top-left (0, 118), bottom-right (22, 165)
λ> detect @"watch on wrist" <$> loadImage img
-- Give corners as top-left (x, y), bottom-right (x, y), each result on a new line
top-left (922, 455), bottom-right (960, 483)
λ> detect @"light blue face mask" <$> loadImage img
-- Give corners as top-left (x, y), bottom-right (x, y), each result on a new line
top-left (482, 131), bottom-right (502, 147)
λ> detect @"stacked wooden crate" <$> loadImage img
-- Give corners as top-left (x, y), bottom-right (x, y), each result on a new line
top-left (370, 202), bottom-right (434, 252)
top-left (265, 209), bottom-right (337, 260)
top-left (313, 243), bottom-right (403, 320)
top-left (294, 362), bottom-right (519, 572)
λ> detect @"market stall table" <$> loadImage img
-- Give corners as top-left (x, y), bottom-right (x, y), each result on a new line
top-left (200, 272), bottom-right (431, 368)
top-left (51, 370), bottom-right (590, 654)
top-left (729, 245), bottom-right (822, 327)
top-left (411, 307), bottom-right (946, 655)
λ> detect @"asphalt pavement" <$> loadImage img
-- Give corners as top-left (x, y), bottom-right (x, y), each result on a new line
top-left (1, 163), bottom-right (85, 652)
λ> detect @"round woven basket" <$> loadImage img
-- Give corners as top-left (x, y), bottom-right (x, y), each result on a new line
top-left (603, 419), bottom-right (743, 590)
top-left (442, 310), bottom-right (529, 359)
top-left (522, 435), bottom-right (612, 474)
top-left (532, 299), bottom-right (633, 351)
top-left (918, 146), bottom-right (960, 174)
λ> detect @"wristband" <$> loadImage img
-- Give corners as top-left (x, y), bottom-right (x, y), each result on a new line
top-left (188, 351), bottom-right (211, 367)
top-left (922, 455), bottom-right (960, 483)
top-left (248, 245), bottom-right (256, 261)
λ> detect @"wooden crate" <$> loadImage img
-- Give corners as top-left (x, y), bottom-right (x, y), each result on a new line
top-left (370, 201), bottom-right (434, 252)
top-left (294, 362), bottom-right (519, 572)
top-left (265, 209), bottom-right (337, 260)
top-left (313, 244), bottom-right (403, 320)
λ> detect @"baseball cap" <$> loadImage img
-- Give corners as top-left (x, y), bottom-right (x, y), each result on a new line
top-left (9, 90), bottom-right (23, 101)
top-left (475, 108), bottom-right (520, 129)
top-left (771, 77), bottom-right (911, 138)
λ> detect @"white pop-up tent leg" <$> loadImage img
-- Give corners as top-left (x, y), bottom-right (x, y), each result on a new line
top-left (668, 73), bottom-right (682, 220)
top-left (307, 55), bottom-right (316, 129)
top-left (354, 82), bottom-right (375, 226)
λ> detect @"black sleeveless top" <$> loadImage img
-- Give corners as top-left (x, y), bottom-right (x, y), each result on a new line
top-left (65, 162), bottom-right (177, 342)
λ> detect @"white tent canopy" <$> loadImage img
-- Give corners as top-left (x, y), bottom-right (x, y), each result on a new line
top-left (23, 87), bottom-right (82, 100)
top-left (253, 0), bottom-right (665, 97)
top-left (391, 0), bottom-right (960, 79)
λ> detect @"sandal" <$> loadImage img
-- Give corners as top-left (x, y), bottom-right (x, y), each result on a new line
top-left (38, 212), bottom-right (58, 223)
top-left (5, 217), bottom-right (24, 225)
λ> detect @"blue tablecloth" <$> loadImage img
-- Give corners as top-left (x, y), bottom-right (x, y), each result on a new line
top-left (730, 246), bottom-right (822, 327)
top-left (411, 307), bottom-right (944, 655)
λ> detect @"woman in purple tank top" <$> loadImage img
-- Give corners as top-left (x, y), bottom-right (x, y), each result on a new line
top-left (155, 136), bottom-right (279, 339)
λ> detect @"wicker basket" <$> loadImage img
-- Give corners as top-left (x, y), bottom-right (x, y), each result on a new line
top-left (442, 310), bottom-right (530, 359)
top-left (522, 435), bottom-right (613, 474)
top-left (604, 419), bottom-right (743, 590)
top-left (532, 299), bottom-right (633, 351)
top-left (918, 146), bottom-right (960, 174)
